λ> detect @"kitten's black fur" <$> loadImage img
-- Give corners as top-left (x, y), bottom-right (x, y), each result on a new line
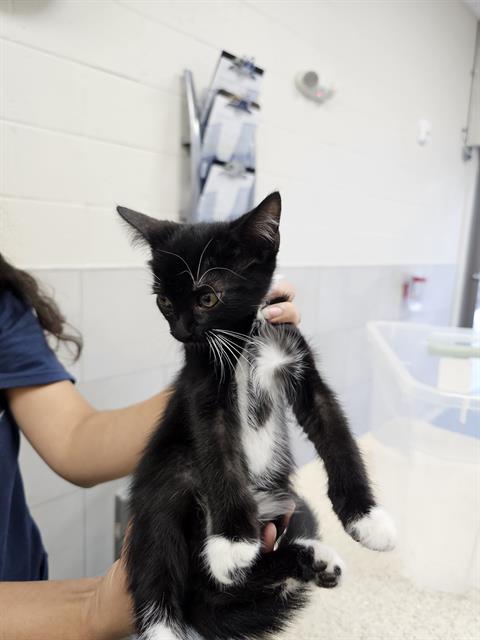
top-left (117, 193), bottom-right (391, 640)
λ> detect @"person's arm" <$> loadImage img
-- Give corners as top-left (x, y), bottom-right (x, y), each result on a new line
top-left (7, 284), bottom-right (299, 488)
top-left (6, 382), bottom-right (172, 488)
top-left (0, 507), bottom-right (293, 640)
top-left (0, 559), bottom-right (132, 640)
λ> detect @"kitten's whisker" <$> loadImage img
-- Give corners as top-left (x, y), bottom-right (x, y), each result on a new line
top-left (214, 335), bottom-right (233, 381)
top-left (196, 238), bottom-right (214, 282)
top-left (198, 266), bottom-right (246, 285)
top-left (211, 332), bottom-right (251, 367)
top-left (207, 332), bottom-right (226, 382)
top-left (213, 334), bottom-right (242, 371)
top-left (206, 333), bottom-right (222, 380)
top-left (215, 329), bottom-right (265, 348)
top-left (223, 340), bottom-right (252, 369)
top-left (214, 329), bottom-right (252, 341)
top-left (213, 329), bottom-right (251, 340)
top-left (216, 334), bottom-right (252, 371)
top-left (155, 248), bottom-right (195, 285)
top-left (221, 342), bottom-right (250, 370)
top-left (214, 334), bottom-right (236, 376)
top-left (214, 333), bottom-right (237, 377)
top-left (214, 328), bottom-right (255, 339)
top-left (206, 334), bottom-right (220, 375)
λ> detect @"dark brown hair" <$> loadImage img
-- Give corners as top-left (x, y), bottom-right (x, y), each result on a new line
top-left (0, 253), bottom-right (83, 361)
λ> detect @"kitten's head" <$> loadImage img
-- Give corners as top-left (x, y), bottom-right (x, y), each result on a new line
top-left (117, 192), bottom-right (281, 344)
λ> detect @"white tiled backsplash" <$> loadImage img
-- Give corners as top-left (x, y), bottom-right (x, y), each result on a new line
top-left (19, 263), bottom-right (456, 579)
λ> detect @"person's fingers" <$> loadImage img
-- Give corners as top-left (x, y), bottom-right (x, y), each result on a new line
top-left (263, 301), bottom-right (301, 325)
top-left (261, 522), bottom-right (278, 553)
top-left (283, 501), bottom-right (296, 528)
top-left (267, 280), bottom-right (296, 303)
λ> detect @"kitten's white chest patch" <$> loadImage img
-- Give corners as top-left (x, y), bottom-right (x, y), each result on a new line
top-left (241, 414), bottom-right (279, 476)
top-left (235, 339), bottom-right (287, 477)
top-left (236, 360), bottom-right (276, 476)
top-left (253, 342), bottom-right (293, 395)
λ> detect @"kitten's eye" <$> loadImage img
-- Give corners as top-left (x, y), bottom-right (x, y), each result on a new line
top-left (157, 294), bottom-right (172, 309)
top-left (198, 292), bottom-right (219, 309)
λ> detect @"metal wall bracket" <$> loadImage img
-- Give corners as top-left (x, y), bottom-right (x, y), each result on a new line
top-left (181, 69), bottom-right (202, 222)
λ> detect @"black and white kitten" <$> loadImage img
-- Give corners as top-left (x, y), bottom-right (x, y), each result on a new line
top-left (117, 193), bottom-right (396, 640)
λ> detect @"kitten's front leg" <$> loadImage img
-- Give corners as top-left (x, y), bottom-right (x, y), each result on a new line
top-left (289, 333), bottom-right (396, 552)
top-left (192, 397), bottom-right (260, 586)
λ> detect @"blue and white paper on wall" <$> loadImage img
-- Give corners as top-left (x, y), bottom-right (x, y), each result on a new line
top-left (184, 51), bottom-right (263, 222)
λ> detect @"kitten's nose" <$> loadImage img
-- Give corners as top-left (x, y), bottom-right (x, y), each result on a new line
top-left (172, 316), bottom-right (193, 342)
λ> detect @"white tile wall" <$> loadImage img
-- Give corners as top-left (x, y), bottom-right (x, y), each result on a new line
top-left (0, 0), bottom-right (217, 92)
top-left (30, 268), bottom-right (83, 380)
top-left (2, 40), bottom-right (182, 155)
top-left (77, 367), bottom-right (172, 411)
top-left (80, 268), bottom-right (179, 381)
top-left (2, 198), bottom-right (146, 268)
top-left (1, 0), bottom-right (477, 267)
top-left (30, 489), bottom-right (85, 580)
top-left (2, 122), bottom-right (181, 212)
top-left (84, 479), bottom-right (123, 577)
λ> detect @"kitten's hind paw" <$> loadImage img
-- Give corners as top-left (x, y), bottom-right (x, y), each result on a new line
top-left (295, 539), bottom-right (345, 588)
top-left (203, 535), bottom-right (260, 586)
top-left (347, 506), bottom-right (397, 551)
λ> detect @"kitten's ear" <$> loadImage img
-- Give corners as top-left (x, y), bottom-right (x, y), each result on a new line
top-left (233, 192), bottom-right (281, 250)
top-left (116, 206), bottom-right (177, 246)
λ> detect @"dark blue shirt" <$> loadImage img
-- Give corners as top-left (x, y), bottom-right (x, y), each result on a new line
top-left (0, 290), bottom-right (74, 581)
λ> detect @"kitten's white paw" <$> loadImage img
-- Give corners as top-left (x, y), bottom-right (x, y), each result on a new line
top-left (203, 535), bottom-right (260, 585)
top-left (311, 541), bottom-right (346, 577)
top-left (347, 506), bottom-right (397, 551)
top-left (295, 538), bottom-right (346, 583)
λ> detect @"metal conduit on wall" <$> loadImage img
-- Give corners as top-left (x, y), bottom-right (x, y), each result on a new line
top-left (453, 21), bottom-right (480, 328)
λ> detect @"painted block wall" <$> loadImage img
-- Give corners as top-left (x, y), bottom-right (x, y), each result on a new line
top-left (0, 0), bottom-right (478, 268)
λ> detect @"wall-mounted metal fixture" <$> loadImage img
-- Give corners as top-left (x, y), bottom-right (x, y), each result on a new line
top-left (453, 22), bottom-right (480, 328)
top-left (181, 51), bottom-right (264, 223)
top-left (181, 69), bottom-right (202, 223)
top-left (462, 22), bottom-right (480, 160)
top-left (295, 71), bottom-right (334, 104)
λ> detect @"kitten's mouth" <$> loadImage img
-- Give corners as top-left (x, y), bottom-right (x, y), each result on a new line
top-left (170, 331), bottom-right (205, 345)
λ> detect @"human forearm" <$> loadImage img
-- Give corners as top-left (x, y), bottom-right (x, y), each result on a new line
top-left (9, 382), bottom-right (172, 488)
top-left (68, 388), bottom-right (172, 486)
top-left (0, 577), bottom-right (105, 640)
top-left (0, 557), bottom-right (134, 640)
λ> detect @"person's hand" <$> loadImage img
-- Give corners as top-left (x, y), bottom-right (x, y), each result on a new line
top-left (85, 501), bottom-right (295, 639)
top-left (85, 545), bottom-right (134, 640)
top-left (263, 281), bottom-right (300, 325)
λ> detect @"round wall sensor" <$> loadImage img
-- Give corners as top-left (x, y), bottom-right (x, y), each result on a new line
top-left (295, 71), bottom-right (334, 104)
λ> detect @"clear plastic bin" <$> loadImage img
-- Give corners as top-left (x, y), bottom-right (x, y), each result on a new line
top-left (367, 321), bottom-right (480, 593)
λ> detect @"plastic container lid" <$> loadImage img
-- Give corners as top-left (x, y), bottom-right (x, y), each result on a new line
top-left (367, 322), bottom-right (480, 411)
